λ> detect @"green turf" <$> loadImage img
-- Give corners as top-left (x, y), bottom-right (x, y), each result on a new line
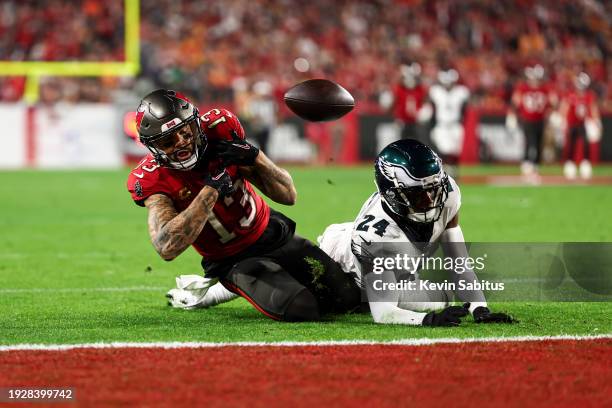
top-left (0, 166), bottom-right (610, 344)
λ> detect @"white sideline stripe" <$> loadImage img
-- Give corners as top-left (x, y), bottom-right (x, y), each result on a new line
top-left (1, 334), bottom-right (610, 352)
top-left (0, 286), bottom-right (166, 294)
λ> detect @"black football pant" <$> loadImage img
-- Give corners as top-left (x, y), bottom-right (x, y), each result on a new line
top-left (521, 120), bottom-right (544, 164)
top-left (218, 236), bottom-right (361, 322)
top-left (567, 124), bottom-right (590, 161)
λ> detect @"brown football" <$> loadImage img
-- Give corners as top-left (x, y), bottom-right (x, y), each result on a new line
top-left (284, 79), bottom-right (355, 122)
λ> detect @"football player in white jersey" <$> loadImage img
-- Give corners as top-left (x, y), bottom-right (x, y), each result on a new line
top-left (422, 68), bottom-right (470, 177)
top-left (318, 139), bottom-right (512, 326)
top-left (167, 139), bottom-right (513, 326)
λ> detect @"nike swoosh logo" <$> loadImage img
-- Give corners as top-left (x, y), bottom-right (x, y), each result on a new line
top-left (133, 172), bottom-right (144, 178)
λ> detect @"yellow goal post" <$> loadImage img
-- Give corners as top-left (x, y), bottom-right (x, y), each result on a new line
top-left (0, 0), bottom-right (140, 103)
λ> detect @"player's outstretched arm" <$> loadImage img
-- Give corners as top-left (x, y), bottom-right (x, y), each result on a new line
top-left (441, 214), bottom-right (514, 323)
top-left (145, 187), bottom-right (219, 261)
top-left (239, 151), bottom-right (297, 205)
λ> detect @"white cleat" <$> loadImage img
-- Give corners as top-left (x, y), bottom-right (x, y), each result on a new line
top-left (564, 161), bottom-right (577, 180)
top-left (579, 160), bottom-right (592, 180)
top-left (521, 161), bottom-right (535, 176)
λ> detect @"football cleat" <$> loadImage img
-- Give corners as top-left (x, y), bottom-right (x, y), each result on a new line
top-left (579, 160), bottom-right (592, 180)
top-left (166, 275), bottom-right (218, 309)
top-left (564, 161), bottom-right (577, 180)
top-left (520, 161), bottom-right (535, 176)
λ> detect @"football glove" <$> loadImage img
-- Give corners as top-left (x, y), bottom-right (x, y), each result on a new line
top-left (204, 168), bottom-right (234, 197)
top-left (472, 306), bottom-right (515, 324)
top-left (422, 306), bottom-right (469, 327)
top-left (214, 130), bottom-right (259, 166)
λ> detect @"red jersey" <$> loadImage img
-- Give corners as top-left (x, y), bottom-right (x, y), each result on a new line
top-left (512, 82), bottom-right (555, 122)
top-left (126, 108), bottom-right (270, 261)
top-left (563, 90), bottom-right (595, 127)
top-left (392, 84), bottom-right (427, 124)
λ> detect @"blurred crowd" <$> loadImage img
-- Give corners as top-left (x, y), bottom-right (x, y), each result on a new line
top-left (0, 0), bottom-right (610, 111)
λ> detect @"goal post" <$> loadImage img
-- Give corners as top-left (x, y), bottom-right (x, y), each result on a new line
top-left (0, 0), bottom-right (140, 103)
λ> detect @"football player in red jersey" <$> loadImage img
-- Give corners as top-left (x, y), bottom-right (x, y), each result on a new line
top-left (388, 63), bottom-right (428, 143)
top-left (507, 64), bottom-right (557, 179)
top-left (127, 89), bottom-right (360, 321)
top-left (559, 73), bottom-right (602, 180)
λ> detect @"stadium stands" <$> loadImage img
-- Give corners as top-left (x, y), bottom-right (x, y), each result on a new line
top-left (0, 0), bottom-right (610, 110)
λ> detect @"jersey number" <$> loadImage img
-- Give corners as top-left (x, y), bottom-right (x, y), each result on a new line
top-left (356, 215), bottom-right (389, 237)
top-left (208, 180), bottom-right (256, 243)
top-left (201, 108), bottom-right (229, 129)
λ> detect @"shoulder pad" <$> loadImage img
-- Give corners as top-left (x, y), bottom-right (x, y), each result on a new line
top-left (199, 108), bottom-right (245, 142)
top-left (126, 157), bottom-right (170, 206)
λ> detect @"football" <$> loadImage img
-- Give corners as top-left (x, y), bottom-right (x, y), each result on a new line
top-left (284, 79), bottom-right (355, 122)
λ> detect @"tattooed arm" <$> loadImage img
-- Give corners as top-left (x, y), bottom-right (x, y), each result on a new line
top-left (238, 151), bottom-right (297, 205)
top-left (144, 187), bottom-right (219, 261)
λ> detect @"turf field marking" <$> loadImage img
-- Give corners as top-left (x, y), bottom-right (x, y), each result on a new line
top-left (0, 286), bottom-right (166, 294)
top-left (1, 334), bottom-right (610, 351)
top-left (0, 251), bottom-right (130, 259)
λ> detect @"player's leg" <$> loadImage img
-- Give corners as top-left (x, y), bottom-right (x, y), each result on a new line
top-left (220, 257), bottom-right (320, 322)
top-left (521, 121), bottom-right (537, 175)
top-left (564, 126), bottom-right (580, 179)
top-left (270, 235), bottom-right (362, 315)
top-left (578, 124), bottom-right (592, 179)
top-left (533, 121), bottom-right (545, 167)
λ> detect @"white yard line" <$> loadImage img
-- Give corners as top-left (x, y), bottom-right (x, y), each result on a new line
top-left (0, 334), bottom-right (610, 351)
top-left (0, 286), bottom-right (165, 294)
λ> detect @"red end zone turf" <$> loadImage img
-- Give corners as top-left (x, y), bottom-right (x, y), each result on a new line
top-left (1, 339), bottom-right (610, 407)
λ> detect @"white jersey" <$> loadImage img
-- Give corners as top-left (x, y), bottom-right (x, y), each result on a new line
top-left (428, 85), bottom-right (469, 155)
top-left (429, 84), bottom-right (470, 125)
top-left (318, 176), bottom-right (461, 288)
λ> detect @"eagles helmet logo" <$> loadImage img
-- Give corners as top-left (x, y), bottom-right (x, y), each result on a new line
top-left (377, 158), bottom-right (397, 183)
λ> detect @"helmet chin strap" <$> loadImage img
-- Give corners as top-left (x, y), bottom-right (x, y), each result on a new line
top-left (150, 146), bottom-right (198, 170)
top-left (167, 152), bottom-right (199, 170)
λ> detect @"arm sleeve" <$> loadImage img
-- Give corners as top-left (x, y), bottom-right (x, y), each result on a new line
top-left (369, 302), bottom-right (427, 325)
top-left (359, 243), bottom-right (428, 325)
top-left (364, 271), bottom-right (426, 325)
top-left (440, 225), bottom-right (487, 314)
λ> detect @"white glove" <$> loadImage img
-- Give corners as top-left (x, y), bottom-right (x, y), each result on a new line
top-left (585, 118), bottom-right (602, 143)
top-left (505, 113), bottom-right (518, 130)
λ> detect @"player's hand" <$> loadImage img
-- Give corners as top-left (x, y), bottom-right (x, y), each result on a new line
top-left (505, 113), bottom-right (518, 130)
top-left (214, 130), bottom-right (259, 166)
top-left (422, 306), bottom-right (469, 327)
top-left (472, 306), bottom-right (515, 324)
top-left (204, 168), bottom-right (234, 197)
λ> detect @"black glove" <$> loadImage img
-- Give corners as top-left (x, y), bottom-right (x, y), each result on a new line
top-left (472, 306), bottom-right (515, 324)
top-left (204, 169), bottom-right (234, 197)
top-left (422, 306), bottom-right (469, 327)
top-left (214, 130), bottom-right (260, 166)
